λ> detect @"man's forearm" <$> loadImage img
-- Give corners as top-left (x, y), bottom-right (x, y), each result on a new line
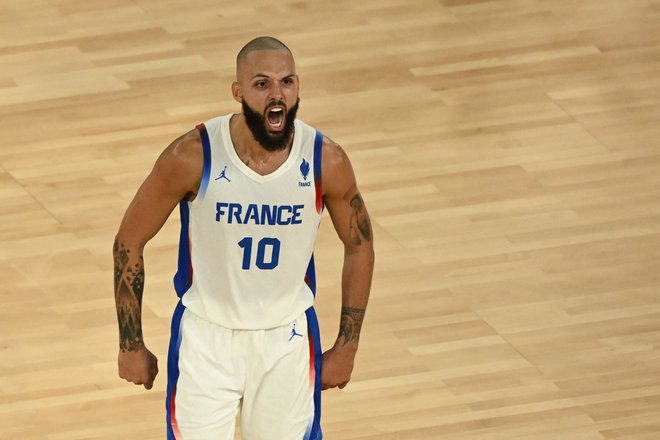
top-left (337, 246), bottom-right (374, 349)
top-left (336, 191), bottom-right (375, 349)
top-left (113, 236), bottom-right (146, 352)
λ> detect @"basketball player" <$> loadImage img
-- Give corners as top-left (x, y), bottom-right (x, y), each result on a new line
top-left (113, 36), bottom-right (374, 439)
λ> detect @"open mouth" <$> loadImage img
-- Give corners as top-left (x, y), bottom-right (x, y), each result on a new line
top-left (266, 106), bottom-right (285, 131)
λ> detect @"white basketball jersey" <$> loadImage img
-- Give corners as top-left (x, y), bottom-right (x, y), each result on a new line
top-left (173, 114), bottom-right (324, 329)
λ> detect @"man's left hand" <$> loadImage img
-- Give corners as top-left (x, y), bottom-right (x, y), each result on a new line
top-left (321, 343), bottom-right (357, 390)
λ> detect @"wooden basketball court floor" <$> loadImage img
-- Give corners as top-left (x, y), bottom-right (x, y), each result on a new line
top-left (1, 0), bottom-right (660, 438)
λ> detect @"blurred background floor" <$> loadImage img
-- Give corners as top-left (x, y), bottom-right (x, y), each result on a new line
top-left (1, 0), bottom-right (660, 438)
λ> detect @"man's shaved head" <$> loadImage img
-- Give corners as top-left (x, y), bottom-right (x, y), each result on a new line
top-left (236, 36), bottom-right (292, 75)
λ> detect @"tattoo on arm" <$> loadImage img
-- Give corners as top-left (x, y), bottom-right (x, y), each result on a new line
top-left (338, 307), bottom-right (366, 346)
top-left (113, 237), bottom-right (145, 352)
top-left (348, 193), bottom-right (372, 245)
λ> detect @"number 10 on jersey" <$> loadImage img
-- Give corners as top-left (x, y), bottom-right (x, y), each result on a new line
top-left (238, 237), bottom-right (281, 270)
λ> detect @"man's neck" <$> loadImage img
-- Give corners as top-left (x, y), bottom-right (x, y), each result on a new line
top-left (229, 113), bottom-right (293, 175)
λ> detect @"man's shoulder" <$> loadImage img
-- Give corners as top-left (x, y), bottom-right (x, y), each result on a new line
top-left (154, 129), bottom-right (204, 180)
top-left (169, 129), bottom-right (203, 159)
top-left (321, 135), bottom-right (346, 168)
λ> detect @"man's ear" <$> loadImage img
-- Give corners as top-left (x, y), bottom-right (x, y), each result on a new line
top-left (231, 81), bottom-right (242, 103)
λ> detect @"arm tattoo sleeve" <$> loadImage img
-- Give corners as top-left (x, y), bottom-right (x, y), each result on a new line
top-left (338, 306), bottom-right (366, 346)
top-left (113, 237), bottom-right (145, 352)
top-left (348, 193), bottom-right (372, 246)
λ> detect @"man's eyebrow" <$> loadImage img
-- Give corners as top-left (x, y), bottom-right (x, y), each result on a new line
top-left (251, 73), bottom-right (296, 80)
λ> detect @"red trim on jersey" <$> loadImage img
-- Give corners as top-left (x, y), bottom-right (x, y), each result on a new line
top-left (169, 391), bottom-right (183, 439)
top-left (315, 180), bottom-right (323, 214)
top-left (308, 334), bottom-right (316, 388)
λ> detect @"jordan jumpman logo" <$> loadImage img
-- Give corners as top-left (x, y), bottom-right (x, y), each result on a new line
top-left (215, 165), bottom-right (231, 182)
top-left (289, 323), bottom-right (303, 341)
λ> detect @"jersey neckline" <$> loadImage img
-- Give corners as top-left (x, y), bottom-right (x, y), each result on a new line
top-left (221, 114), bottom-right (302, 183)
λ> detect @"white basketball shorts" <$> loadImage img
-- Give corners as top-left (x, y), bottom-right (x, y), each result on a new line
top-left (165, 301), bottom-right (323, 440)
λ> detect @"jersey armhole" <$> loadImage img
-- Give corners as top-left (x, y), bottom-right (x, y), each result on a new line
top-left (313, 130), bottom-right (323, 214)
top-left (194, 123), bottom-right (213, 202)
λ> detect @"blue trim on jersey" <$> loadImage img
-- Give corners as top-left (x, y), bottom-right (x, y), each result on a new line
top-left (304, 254), bottom-right (317, 297)
top-left (197, 123), bottom-right (212, 200)
top-left (304, 127), bottom-right (321, 437)
top-left (173, 202), bottom-right (192, 297)
top-left (313, 130), bottom-right (323, 182)
top-left (304, 306), bottom-right (323, 440)
top-left (313, 130), bottom-right (323, 213)
top-left (166, 301), bottom-right (186, 439)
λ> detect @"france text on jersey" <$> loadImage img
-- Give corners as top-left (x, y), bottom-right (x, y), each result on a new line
top-left (216, 202), bottom-right (304, 226)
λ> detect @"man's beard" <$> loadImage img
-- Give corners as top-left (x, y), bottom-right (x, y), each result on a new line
top-left (242, 98), bottom-right (299, 152)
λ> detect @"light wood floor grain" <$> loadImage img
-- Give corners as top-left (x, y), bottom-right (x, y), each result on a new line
top-left (1, 1), bottom-right (660, 439)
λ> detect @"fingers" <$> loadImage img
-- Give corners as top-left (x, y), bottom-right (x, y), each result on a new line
top-left (320, 352), bottom-right (351, 390)
top-left (122, 375), bottom-right (154, 388)
top-left (134, 369), bottom-right (158, 390)
top-left (118, 357), bottom-right (159, 390)
top-left (321, 377), bottom-right (331, 390)
top-left (150, 355), bottom-right (159, 378)
top-left (144, 357), bottom-right (159, 390)
top-left (322, 378), bottom-right (350, 390)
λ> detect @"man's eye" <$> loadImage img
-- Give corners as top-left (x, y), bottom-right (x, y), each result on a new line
top-left (255, 81), bottom-right (267, 88)
top-left (283, 78), bottom-right (293, 85)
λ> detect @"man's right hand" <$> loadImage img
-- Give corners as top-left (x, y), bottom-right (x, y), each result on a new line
top-left (118, 346), bottom-right (159, 390)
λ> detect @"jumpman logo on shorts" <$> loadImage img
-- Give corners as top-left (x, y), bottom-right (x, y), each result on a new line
top-left (215, 165), bottom-right (231, 182)
top-left (289, 323), bottom-right (303, 341)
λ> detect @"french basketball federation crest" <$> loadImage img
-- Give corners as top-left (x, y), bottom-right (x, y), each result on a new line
top-left (299, 158), bottom-right (311, 187)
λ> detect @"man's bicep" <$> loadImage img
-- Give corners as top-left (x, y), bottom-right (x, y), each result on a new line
top-left (117, 133), bottom-right (202, 248)
top-left (326, 188), bottom-right (373, 248)
top-left (323, 144), bottom-right (373, 248)
top-left (117, 171), bottom-right (183, 247)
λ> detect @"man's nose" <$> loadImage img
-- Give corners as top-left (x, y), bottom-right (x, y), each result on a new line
top-left (269, 82), bottom-right (284, 101)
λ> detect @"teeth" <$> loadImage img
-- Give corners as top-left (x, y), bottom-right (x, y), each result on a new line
top-left (267, 107), bottom-right (283, 128)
